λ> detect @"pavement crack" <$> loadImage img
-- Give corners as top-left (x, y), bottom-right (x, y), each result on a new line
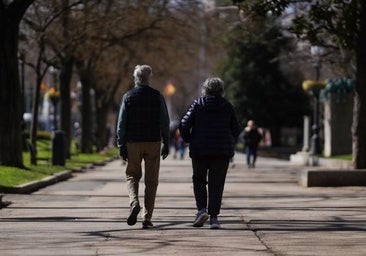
top-left (241, 215), bottom-right (280, 256)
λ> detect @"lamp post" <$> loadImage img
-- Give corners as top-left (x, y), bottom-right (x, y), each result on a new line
top-left (310, 86), bottom-right (321, 155)
top-left (309, 46), bottom-right (325, 155)
top-left (49, 66), bottom-right (59, 130)
top-left (47, 87), bottom-right (60, 130)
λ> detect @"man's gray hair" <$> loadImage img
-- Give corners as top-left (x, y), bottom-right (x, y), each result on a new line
top-left (134, 65), bottom-right (152, 85)
top-left (202, 77), bottom-right (225, 96)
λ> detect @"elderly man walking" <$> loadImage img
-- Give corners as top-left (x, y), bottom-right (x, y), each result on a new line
top-left (116, 64), bottom-right (170, 229)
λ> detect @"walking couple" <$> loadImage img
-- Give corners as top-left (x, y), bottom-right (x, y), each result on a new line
top-left (116, 65), bottom-right (241, 229)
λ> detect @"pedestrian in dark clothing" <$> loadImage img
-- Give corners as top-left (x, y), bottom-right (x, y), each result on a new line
top-left (173, 129), bottom-right (186, 160)
top-left (179, 77), bottom-right (241, 229)
top-left (116, 64), bottom-right (170, 229)
top-left (243, 120), bottom-right (262, 168)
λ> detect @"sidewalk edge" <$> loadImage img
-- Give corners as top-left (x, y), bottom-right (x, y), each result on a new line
top-left (0, 170), bottom-right (73, 194)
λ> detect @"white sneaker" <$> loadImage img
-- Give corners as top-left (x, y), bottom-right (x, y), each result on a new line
top-left (210, 217), bottom-right (220, 229)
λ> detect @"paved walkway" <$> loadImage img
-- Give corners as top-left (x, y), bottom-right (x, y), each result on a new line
top-left (1, 152), bottom-right (366, 256)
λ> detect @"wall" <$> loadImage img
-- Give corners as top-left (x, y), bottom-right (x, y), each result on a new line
top-left (323, 92), bottom-right (353, 156)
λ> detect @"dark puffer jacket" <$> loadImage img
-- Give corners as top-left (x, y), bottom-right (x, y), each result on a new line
top-left (124, 86), bottom-right (161, 142)
top-left (179, 95), bottom-right (241, 158)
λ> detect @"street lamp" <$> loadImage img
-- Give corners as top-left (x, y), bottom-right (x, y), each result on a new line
top-left (46, 86), bottom-right (60, 130)
top-left (309, 45), bottom-right (325, 155)
top-left (163, 82), bottom-right (176, 118)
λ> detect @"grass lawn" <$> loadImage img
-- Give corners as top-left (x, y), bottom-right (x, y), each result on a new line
top-left (0, 138), bottom-right (118, 188)
top-left (327, 154), bottom-right (352, 161)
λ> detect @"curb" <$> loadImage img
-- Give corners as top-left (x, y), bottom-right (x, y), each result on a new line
top-left (0, 156), bottom-right (119, 195)
top-left (298, 169), bottom-right (366, 187)
top-left (290, 152), bottom-right (353, 168)
top-left (0, 170), bottom-right (73, 194)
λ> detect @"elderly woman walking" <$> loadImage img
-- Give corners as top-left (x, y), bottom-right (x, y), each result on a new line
top-left (179, 77), bottom-right (241, 229)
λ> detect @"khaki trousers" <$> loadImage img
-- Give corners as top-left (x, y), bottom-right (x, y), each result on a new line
top-left (126, 141), bottom-right (161, 221)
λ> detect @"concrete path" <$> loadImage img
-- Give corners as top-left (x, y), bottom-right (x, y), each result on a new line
top-left (1, 152), bottom-right (366, 256)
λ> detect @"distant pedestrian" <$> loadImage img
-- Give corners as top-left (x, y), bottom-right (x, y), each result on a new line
top-left (116, 64), bottom-right (170, 229)
top-left (179, 77), bottom-right (241, 229)
top-left (173, 129), bottom-right (186, 160)
top-left (73, 122), bottom-right (81, 154)
top-left (243, 120), bottom-right (262, 168)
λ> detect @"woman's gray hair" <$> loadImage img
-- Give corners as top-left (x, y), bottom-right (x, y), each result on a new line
top-left (202, 77), bottom-right (225, 96)
top-left (134, 65), bottom-right (152, 85)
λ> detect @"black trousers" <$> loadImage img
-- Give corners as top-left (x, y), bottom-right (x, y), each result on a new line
top-left (192, 157), bottom-right (230, 218)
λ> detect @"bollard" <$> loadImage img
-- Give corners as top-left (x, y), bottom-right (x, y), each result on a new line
top-left (52, 130), bottom-right (66, 166)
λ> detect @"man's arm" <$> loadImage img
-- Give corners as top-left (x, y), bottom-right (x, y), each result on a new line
top-left (116, 95), bottom-right (127, 147)
top-left (160, 94), bottom-right (170, 146)
top-left (160, 94), bottom-right (170, 160)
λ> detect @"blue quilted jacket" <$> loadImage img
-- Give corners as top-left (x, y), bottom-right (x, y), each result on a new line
top-left (179, 95), bottom-right (241, 158)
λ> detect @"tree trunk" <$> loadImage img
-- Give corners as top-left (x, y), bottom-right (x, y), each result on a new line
top-left (0, 12), bottom-right (23, 167)
top-left (81, 76), bottom-right (93, 154)
top-left (29, 35), bottom-right (46, 166)
top-left (59, 0), bottom-right (74, 158)
top-left (29, 74), bottom-right (43, 165)
top-left (352, 2), bottom-right (366, 169)
top-left (59, 57), bottom-right (74, 158)
top-left (76, 61), bottom-right (94, 153)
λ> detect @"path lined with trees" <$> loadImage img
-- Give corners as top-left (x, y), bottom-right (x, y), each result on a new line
top-left (0, 0), bottom-right (365, 170)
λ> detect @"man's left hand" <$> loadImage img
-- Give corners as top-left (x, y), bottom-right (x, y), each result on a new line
top-left (161, 144), bottom-right (169, 160)
top-left (119, 145), bottom-right (128, 161)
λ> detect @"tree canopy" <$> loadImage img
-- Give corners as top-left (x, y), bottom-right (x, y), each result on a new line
top-left (218, 17), bottom-right (309, 145)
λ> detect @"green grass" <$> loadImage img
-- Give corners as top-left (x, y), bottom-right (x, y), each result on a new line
top-left (65, 149), bottom-right (118, 169)
top-left (327, 154), bottom-right (352, 161)
top-left (0, 139), bottom-right (118, 188)
top-left (0, 165), bottom-right (65, 187)
top-left (0, 167), bottom-right (48, 187)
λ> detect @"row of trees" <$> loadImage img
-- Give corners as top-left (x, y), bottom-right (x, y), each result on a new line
top-left (2, 0), bottom-right (364, 169)
top-left (0, 0), bottom-right (220, 167)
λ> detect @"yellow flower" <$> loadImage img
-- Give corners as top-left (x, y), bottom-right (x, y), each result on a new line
top-left (302, 80), bottom-right (326, 92)
top-left (45, 87), bottom-right (60, 100)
